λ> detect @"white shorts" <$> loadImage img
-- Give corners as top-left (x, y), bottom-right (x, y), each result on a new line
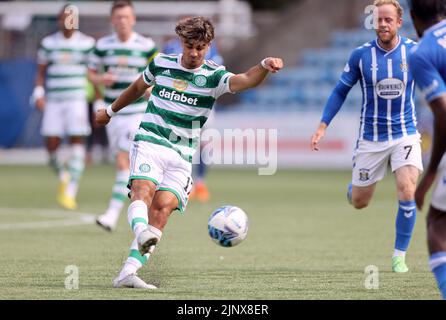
top-left (352, 134), bottom-right (423, 187)
top-left (106, 113), bottom-right (143, 156)
top-left (431, 156), bottom-right (446, 211)
top-left (129, 140), bottom-right (193, 213)
top-left (41, 99), bottom-right (91, 137)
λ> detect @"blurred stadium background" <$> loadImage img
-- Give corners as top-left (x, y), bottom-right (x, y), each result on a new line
top-left (0, 0), bottom-right (432, 167)
top-left (0, 0), bottom-right (440, 300)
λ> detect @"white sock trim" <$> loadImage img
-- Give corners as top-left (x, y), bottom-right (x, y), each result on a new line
top-left (70, 143), bottom-right (86, 159)
top-left (393, 249), bottom-right (406, 258)
top-left (429, 256), bottom-right (446, 271)
top-left (116, 170), bottom-right (130, 183)
top-left (118, 257), bottom-right (141, 280)
top-left (127, 200), bottom-right (148, 225)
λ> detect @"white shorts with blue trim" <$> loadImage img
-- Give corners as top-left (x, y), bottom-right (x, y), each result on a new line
top-left (352, 134), bottom-right (423, 187)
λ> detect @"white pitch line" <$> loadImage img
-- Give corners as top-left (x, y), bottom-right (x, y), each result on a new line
top-left (0, 207), bottom-right (97, 230)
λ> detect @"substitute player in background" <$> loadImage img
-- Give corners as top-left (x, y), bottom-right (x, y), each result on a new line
top-left (163, 26), bottom-right (224, 202)
top-left (311, 0), bottom-right (422, 273)
top-left (96, 16), bottom-right (283, 289)
top-left (408, 0), bottom-right (446, 300)
top-left (89, 0), bottom-right (158, 232)
top-left (31, 5), bottom-right (95, 210)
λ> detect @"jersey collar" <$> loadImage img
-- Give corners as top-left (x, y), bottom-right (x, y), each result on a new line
top-left (57, 30), bottom-right (79, 42)
top-left (375, 35), bottom-right (401, 56)
top-left (424, 19), bottom-right (446, 37)
top-left (113, 31), bottom-right (136, 45)
top-left (177, 53), bottom-right (204, 72)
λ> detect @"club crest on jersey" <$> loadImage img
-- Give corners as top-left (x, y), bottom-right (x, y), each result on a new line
top-left (193, 75), bottom-right (207, 87)
top-left (139, 163), bottom-right (151, 173)
top-left (173, 78), bottom-right (188, 92)
top-left (359, 168), bottom-right (370, 182)
top-left (60, 52), bottom-right (72, 63)
top-left (375, 78), bottom-right (405, 100)
top-left (400, 62), bottom-right (409, 72)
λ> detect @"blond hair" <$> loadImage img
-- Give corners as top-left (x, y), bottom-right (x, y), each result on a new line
top-left (373, 0), bottom-right (404, 18)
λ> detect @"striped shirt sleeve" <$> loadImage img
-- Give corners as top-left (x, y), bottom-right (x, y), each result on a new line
top-left (340, 48), bottom-right (362, 87)
top-left (142, 60), bottom-right (156, 86)
top-left (214, 68), bottom-right (235, 98)
top-left (37, 44), bottom-right (49, 65)
top-left (88, 47), bottom-right (103, 71)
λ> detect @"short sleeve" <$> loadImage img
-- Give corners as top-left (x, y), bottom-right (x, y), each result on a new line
top-left (410, 50), bottom-right (446, 102)
top-left (142, 60), bottom-right (156, 86)
top-left (37, 44), bottom-right (49, 65)
top-left (214, 68), bottom-right (235, 99)
top-left (340, 48), bottom-right (362, 87)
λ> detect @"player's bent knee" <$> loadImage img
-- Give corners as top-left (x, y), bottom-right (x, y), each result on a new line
top-left (397, 183), bottom-right (416, 201)
top-left (352, 198), bottom-right (369, 210)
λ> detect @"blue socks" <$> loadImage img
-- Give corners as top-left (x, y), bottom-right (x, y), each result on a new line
top-left (429, 252), bottom-right (446, 300)
top-left (346, 183), bottom-right (352, 205)
top-left (394, 200), bottom-right (417, 252)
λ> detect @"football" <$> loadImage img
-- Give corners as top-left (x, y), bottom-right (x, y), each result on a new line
top-left (208, 206), bottom-right (249, 247)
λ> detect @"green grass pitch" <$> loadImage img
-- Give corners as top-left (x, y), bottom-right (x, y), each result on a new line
top-left (0, 164), bottom-right (440, 299)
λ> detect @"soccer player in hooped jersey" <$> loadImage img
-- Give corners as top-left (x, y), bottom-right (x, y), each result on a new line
top-left (96, 16), bottom-right (283, 288)
top-left (88, 0), bottom-right (158, 232)
top-left (31, 5), bottom-right (95, 210)
top-left (311, 0), bottom-right (422, 273)
top-left (408, 0), bottom-right (446, 300)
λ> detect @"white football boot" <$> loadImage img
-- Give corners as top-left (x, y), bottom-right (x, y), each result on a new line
top-left (137, 229), bottom-right (159, 255)
top-left (113, 274), bottom-right (157, 289)
top-left (96, 213), bottom-right (118, 232)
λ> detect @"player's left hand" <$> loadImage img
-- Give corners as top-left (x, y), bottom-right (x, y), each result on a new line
top-left (95, 109), bottom-right (111, 126)
top-left (415, 171), bottom-right (436, 210)
top-left (263, 58), bottom-right (284, 73)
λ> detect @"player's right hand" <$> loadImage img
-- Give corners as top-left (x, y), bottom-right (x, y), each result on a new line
top-left (101, 72), bottom-right (117, 87)
top-left (95, 109), bottom-right (111, 126)
top-left (311, 125), bottom-right (327, 151)
top-left (35, 97), bottom-right (45, 111)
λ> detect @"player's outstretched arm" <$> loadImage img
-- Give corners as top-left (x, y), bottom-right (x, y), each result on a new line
top-left (229, 57), bottom-right (283, 93)
top-left (310, 81), bottom-right (352, 151)
top-left (415, 95), bottom-right (446, 210)
top-left (95, 75), bottom-right (149, 126)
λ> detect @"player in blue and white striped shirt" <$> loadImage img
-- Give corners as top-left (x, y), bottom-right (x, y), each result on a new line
top-left (409, 0), bottom-right (446, 300)
top-left (311, 0), bottom-right (423, 273)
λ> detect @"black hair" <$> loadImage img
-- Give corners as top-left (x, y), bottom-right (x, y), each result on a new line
top-left (408, 0), bottom-right (446, 21)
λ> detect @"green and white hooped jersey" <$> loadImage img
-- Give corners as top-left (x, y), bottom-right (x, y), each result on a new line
top-left (89, 32), bottom-right (158, 115)
top-left (38, 31), bottom-right (95, 101)
top-left (138, 53), bottom-right (234, 163)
